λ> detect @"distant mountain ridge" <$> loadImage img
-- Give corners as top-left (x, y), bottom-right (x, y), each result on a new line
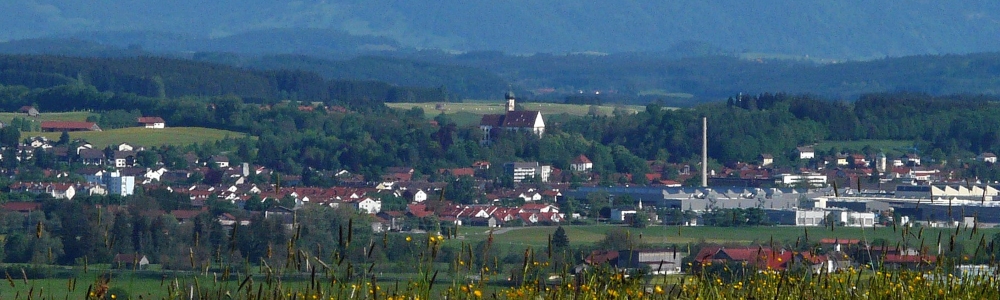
top-left (2, 1), bottom-right (999, 58)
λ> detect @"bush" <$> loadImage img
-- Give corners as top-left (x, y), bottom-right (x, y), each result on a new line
top-left (105, 287), bottom-right (129, 300)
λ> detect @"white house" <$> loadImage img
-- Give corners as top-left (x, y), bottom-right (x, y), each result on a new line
top-left (351, 197), bottom-right (382, 214)
top-left (796, 147), bottom-right (815, 160)
top-left (978, 153), bottom-right (997, 164)
top-left (137, 117), bottom-right (166, 129)
top-left (405, 189), bottom-right (428, 203)
top-left (211, 155), bottom-right (230, 168)
top-left (760, 154), bottom-right (774, 166)
top-left (570, 154), bottom-right (593, 172)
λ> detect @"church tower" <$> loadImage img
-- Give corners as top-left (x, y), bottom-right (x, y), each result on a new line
top-left (505, 90), bottom-right (516, 112)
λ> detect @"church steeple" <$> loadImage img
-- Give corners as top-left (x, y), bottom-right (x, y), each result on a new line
top-left (505, 90), bottom-right (516, 112)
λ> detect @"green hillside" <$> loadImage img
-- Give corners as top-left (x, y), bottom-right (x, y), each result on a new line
top-left (30, 127), bottom-right (248, 148)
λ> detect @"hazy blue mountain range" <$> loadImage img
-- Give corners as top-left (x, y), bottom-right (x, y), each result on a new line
top-left (2, 1), bottom-right (999, 59)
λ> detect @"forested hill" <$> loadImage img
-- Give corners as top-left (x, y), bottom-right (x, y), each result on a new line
top-left (3, 1), bottom-right (999, 59)
top-left (243, 55), bottom-right (508, 100)
top-left (0, 55), bottom-right (447, 106)
top-left (6, 51), bottom-right (1000, 106)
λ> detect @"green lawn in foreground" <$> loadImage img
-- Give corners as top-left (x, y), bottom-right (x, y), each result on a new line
top-left (28, 127), bottom-right (250, 148)
top-left (455, 225), bottom-right (1000, 250)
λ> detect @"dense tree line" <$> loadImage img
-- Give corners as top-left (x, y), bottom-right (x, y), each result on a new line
top-left (561, 92), bottom-right (1000, 173)
top-left (0, 55), bottom-right (446, 107)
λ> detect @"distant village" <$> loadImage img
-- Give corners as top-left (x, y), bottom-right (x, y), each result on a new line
top-left (3, 100), bottom-right (999, 275)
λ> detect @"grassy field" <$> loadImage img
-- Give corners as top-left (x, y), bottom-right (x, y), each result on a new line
top-left (637, 90), bottom-right (694, 98)
top-left (456, 225), bottom-right (1000, 250)
top-left (0, 111), bottom-right (96, 123)
top-left (29, 127), bottom-right (249, 149)
top-left (386, 102), bottom-right (646, 125)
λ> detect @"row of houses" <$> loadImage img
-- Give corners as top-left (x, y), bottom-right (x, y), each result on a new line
top-left (399, 202), bottom-right (564, 228)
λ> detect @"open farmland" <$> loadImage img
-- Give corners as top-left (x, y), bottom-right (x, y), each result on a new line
top-left (30, 127), bottom-right (249, 148)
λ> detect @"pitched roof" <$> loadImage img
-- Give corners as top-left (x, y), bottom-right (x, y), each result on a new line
top-left (41, 121), bottom-right (99, 130)
top-left (585, 250), bottom-right (619, 265)
top-left (114, 150), bottom-right (136, 159)
top-left (113, 253), bottom-right (147, 263)
top-left (440, 168), bottom-right (475, 177)
top-left (479, 114), bottom-right (504, 127)
top-left (819, 238), bottom-right (861, 245)
top-left (502, 111), bottom-right (541, 128)
top-left (79, 148), bottom-right (105, 159)
top-left (137, 117), bottom-right (165, 124)
top-left (883, 254), bottom-right (937, 264)
top-left (170, 210), bottom-right (203, 220)
top-left (1, 202), bottom-right (41, 212)
top-left (572, 154), bottom-right (592, 164)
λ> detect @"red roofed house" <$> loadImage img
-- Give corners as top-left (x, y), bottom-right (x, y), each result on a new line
top-left (1, 202), bottom-right (42, 213)
top-left (113, 254), bottom-right (150, 269)
top-left (570, 155), bottom-right (593, 172)
top-left (41, 121), bottom-right (101, 132)
top-left (9, 182), bottom-right (76, 199)
top-left (882, 254), bottom-right (937, 270)
top-left (170, 209), bottom-right (205, 223)
top-left (479, 91), bottom-right (544, 142)
top-left (440, 168), bottom-right (476, 177)
top-left (819, 238), bottom-right (861, 252)
top-left (137, 116), bottom-right (166, 128)
top-left (694, 246), bottom-right (794, 271)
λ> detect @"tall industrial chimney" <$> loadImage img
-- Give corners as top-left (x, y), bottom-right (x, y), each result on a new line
top-left (702, 117), bottom-right (708, 187)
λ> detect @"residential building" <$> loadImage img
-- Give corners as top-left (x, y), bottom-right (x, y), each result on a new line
top-left (112, 254), bottom-right (150, 269)
top-left (760, 154), bottom-right (774, 166)
top-left (113, 151), bottom-right (136, 168)
top-left (978, 152), bottom-right (997, 164)
top-left (570, 154), bottom-right (593, 172)
top-left (137, 116), bottom-right (166, 128)
top-left (8, 182), bottom-right (76, 200)
top-left (211, 155), bottom-right (230, 168)
top-left (86, 171), bottom-right (136, 196)
top-left (504, 161), bottom-right (552, 183)
top-left (348, 197), bottom-right (382, 214)
top-left (796, 147), bottom-right (815, 160)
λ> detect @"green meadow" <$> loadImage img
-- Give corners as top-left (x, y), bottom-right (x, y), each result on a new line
top-left (30, 127), bottom-right (250, 148)
top-left (454, 225), bottom-right (1000, 250)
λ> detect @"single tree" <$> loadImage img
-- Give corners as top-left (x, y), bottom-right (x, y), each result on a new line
top-left (552, 226), bottom-right (570, 251)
